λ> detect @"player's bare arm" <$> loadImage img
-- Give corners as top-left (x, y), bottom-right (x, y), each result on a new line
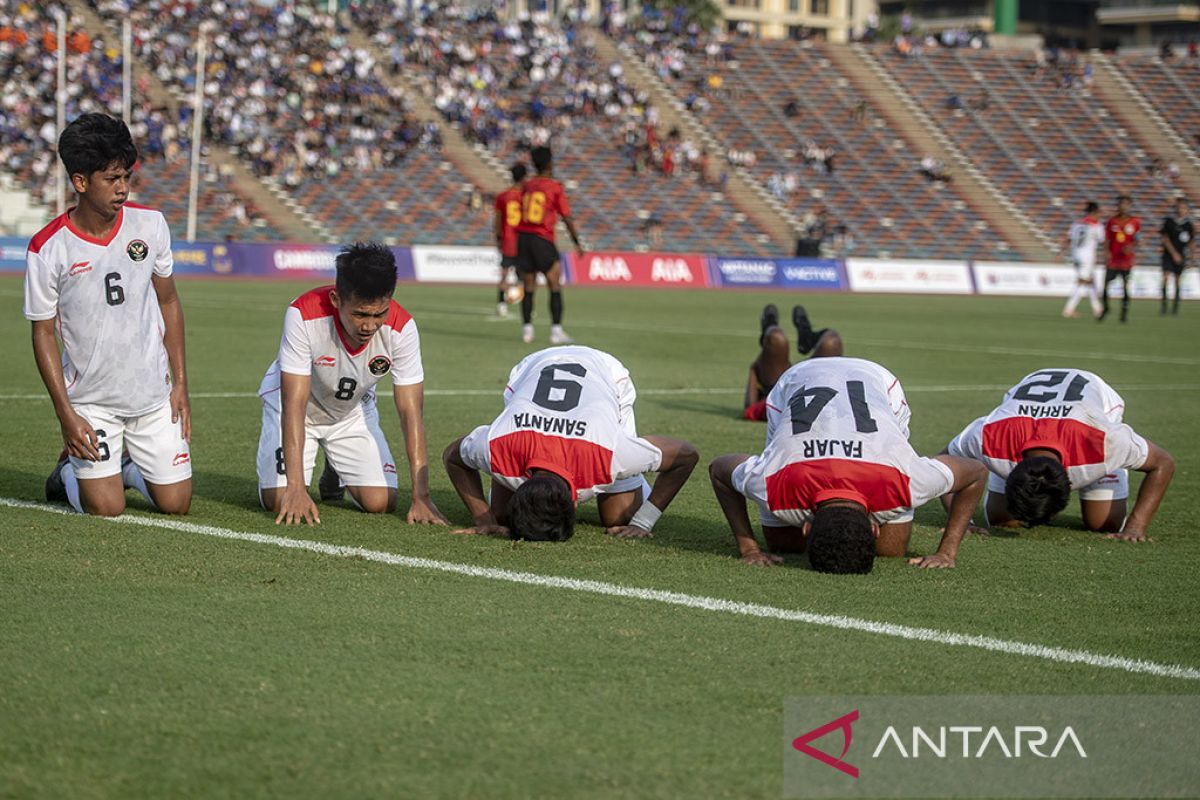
top-left (442, 436), bottom-right (509, 536)
top-left (936, 446), bottom-right (990, 535)
top-left (30, 317), bottom-right (102, 462)
top-left (273, 371), bottom-right (320, 526)
top-left (603, 436), bottom-right (699, 538)
top-left (709, 453), bottom-right (782, 566)
top-left (393, 382), bottom-right (448, 525)
top-left (744, 366), bottom-right (762, 408)
top-left (1109, 441), bottom-right (1175, 542)
top-left (910, 456), bottom-right (988, 569)
top-left (563, 215), bottom-right (585, 254)
top-left (152, 273), bottom-right (190, 441)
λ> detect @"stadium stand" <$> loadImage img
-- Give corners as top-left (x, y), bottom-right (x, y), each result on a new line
top-left (1111, 55), bottom-right (1200, 163)
top-left (360, 2), bottom-right (775, 256)
top-left (876, 46), bottom-right (1186, 250)
top-left (0, 0), bottom-right (282, 241)
top-left (614, 15), bottom-right (1018, 260)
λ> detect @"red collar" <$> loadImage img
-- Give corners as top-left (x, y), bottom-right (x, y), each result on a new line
top-left (527, 459), bottom-right (577, 500)
top-left (1022, 439), bottom-right (1063, 460)
top-left (814, 488), bottom-right (869, 508)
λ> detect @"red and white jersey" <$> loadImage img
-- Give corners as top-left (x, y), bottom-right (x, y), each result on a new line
top-left (1068, 215), bottom-right (1105, 269)
top-left (458, 346), bottom-right (662, 501)
top-left (734, 358), bottom-right (954, 526)
top-left (23, 203), bottom-right (174, 416)
top-left (947, 368), bottom-right (1148, 489)
top-left (258, 286), bottom-right (424, 426)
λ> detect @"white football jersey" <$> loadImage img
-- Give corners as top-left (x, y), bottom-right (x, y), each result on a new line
top-left (258, 286), bottom-right (424, 426)
top-left (458, 346), bottom-right (662, 501)
top-left (1068, 216), bottom-right (1105, 269)
top-left (734, 357), bottom-right (953, 526)
top-left (947, 368), bottom-right (1148, 489)
top-left (23, 203), bottom-right (175, 416)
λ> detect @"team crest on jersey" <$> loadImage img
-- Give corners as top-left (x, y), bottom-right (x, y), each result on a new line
top-left (368, 355), bottom-right (392, 376)
top-left (126, 239), bottom-right (149, 262)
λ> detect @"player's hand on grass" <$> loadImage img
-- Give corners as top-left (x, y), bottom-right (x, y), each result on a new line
top-left (605, 524), bottom-right (653, 538)
top-left (60, 410), bottom-right (102, 461)
top-left (1105, 530), bottom-right (1150, 543)
top-left (452, 524), bottom-right (509, 536)
top-left (908, 552), bottom-right (956, 569)
top-left (407, 495), bottom-right (449, 525)
top-left (739, 550), bottom-right (784, 566)
top-left (170, 381), bottom-right (191, 441)
top-left (275, 485), bottom-right (320, 526)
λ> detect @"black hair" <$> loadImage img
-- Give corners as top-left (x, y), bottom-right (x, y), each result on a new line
top-left (1116, 194), bottom-right (1132, 202)
top-left (334, 241), bottom-right (397, 302)
top-left (531, 146), bottom-right (553, 173)
top-left (510, 163), bottom-right (528, 183)
top-left (1005, 456), bottom-right (1071, 527)
top-left (58, 113), bottom-right (138, 179)
top-left (1084, 201), bottom-right (1099, 214)
top-left (806, 505), bottom-right (875, 574)
top-left (507, 474), bottom-right (575, 541)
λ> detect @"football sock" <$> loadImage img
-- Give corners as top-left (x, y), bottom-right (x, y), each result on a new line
top-left (759, 304), bottom-right (779, 346)
top-left (62, 463), bottom-right (84, 514)
top-left (550, 291), bottom-right (563, 325)
top-left (521, 292), bottom-right (534, 324)
top-left (122, 459), bottom-right (156, 509)
top-left (1087, 283), bottom-right (1101, 316)
top-left (1063, 286), bottom-right (1083, 315)
top-left (497, 288), bottom-right (505, 304)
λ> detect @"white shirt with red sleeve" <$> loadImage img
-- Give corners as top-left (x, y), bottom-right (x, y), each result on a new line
top-left (257, 286), bottom-right (423, 426)
top-left (734, 357), bottom-right (953, 526)
top-left (23, 203), bottom-right (175, 416)
top-left (458, 346), bottom-right (662, 501)
top-left (946, 368), bottom-right (1148, 489)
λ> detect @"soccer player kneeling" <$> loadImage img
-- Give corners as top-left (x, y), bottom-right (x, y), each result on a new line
top-left (28, 113), bottom-right (192, 517)
top-left (943, 368), bottom-right (1174, 540)
top-left (709, 357), bottom-right (986, 573)
top-left (442, 346), bottom-right (698, 540)
top-left (256, 242), bottom-right (447, 527)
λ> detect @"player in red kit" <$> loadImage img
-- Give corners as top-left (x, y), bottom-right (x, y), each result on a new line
top-left (1101, 194), bottom-right (1141, 323)
top-left (516, 146), bottom-right (585, 345)
top-left (493, 163), bottom-right (526, 318)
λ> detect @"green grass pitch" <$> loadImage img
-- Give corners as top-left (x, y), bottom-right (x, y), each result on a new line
top-left (1, 275), bottom-right (1198, 798)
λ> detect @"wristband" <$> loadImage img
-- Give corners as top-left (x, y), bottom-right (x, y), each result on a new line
top-left (628, 502), bottom-right (662, 532)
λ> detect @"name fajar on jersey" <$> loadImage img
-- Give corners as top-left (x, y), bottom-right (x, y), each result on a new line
top-left (23, 203), bottom-right (174, 416)
top-left (947, 368), bottom-right (1148, 488)
top-left (258, 286), bottom-right (423, 425)
top-left (458, 346), bottom-right (661, 501)
top-left (734, 357), bottom-right (953, 526)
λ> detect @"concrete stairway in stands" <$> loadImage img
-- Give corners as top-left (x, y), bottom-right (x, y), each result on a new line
top-left (594, 31), bottom-right (800, 252)
top-left (343, 25), bottom-right (506, 196)
top-left (1090, 53), bottom-right (1200, 195)
top-left (65, 0), bottom-right (325, 243)
top-left (835, 44), bottom-right (1056, 261)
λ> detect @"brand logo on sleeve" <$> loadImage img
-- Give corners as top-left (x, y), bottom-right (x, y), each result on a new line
top-left (126, 239), bottom-right (149, 262)
top-left (69, 261), bottom-right (92, 276)
top-left (314, 355), bottom-right (336, 368)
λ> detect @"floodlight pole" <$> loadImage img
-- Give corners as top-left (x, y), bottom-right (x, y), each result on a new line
top-left (55, 9), bottom-right (67, 216)
top-left (121, 17), bottom-right (132, 125)
top-left (186, 24), bottom-right (208, 243)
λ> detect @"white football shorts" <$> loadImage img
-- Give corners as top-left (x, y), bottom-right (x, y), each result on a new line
top-left (256, 393), bottom-right (398, 494)
top-left (70, 400), bottom-right (192, 484)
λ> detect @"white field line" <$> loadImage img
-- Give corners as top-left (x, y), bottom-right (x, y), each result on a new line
top-left (2, 496), bottom-right (1198, 682)
top-left (2, 384), bottom-right (1199, 402)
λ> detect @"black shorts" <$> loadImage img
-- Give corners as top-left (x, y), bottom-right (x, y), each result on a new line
top-left (1162, 257), bottom-right (1186, 276)
top-left (517, 232), bottom-right (560, 274)
top-left (500, 254), bottom-right (519, 269)
top-left (1105, 268), bottom-right (1132, 282)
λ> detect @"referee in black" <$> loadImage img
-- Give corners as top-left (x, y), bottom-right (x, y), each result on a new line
top-left (1160, 197), bottom-right (1194, 315)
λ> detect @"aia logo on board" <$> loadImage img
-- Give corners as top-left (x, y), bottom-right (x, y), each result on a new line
top-left (314, 355), bottom-right (336, 368)
top-left (588, 256), bottom-right (632, 281)
top-left (126, 239), bottom-right (149, 262)
top-left (650, 257), bottom-right (694, 283)
top-left (69, 260), bottom-right (92, 277)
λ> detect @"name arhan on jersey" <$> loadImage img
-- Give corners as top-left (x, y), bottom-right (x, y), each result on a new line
top-left (1017, 404), bottom-right (1076, 419)
top-left (803, 439), bottom-right (864, 459)
top-left (512, 412), bottom-right (589, 437)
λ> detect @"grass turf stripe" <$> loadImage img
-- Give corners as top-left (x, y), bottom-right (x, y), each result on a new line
top-left (4, 495), bottom-right (1198, 682)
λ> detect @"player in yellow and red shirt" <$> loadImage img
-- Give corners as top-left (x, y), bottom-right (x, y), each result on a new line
top-left (516, 146), bottom-right (585, 345)
top-left (493, 163), bottom-right (526, 318)
top-left (1101, 194), bottom-right (1141, 323)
